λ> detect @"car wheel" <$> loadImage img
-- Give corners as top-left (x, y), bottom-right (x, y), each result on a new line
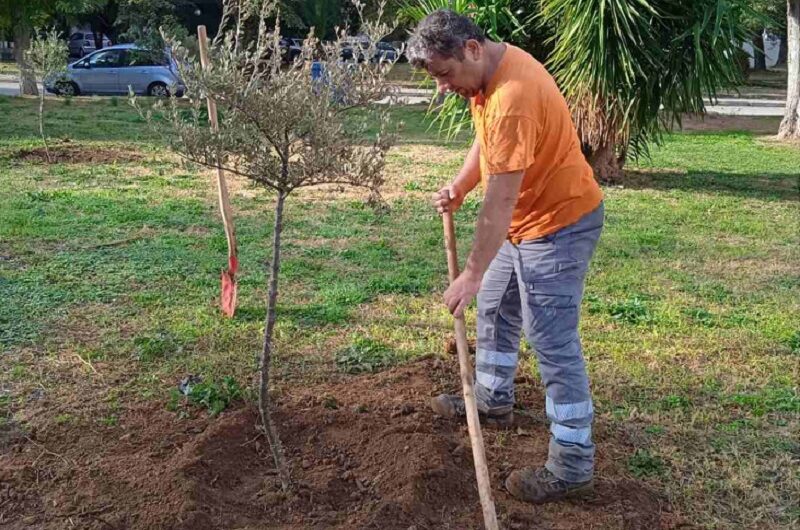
top-left (57, 81), bottom-right (79, 97)
top-left (147, 82), bottom-right (170, 97)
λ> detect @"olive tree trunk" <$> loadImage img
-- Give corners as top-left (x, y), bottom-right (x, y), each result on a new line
top-left (14, 25), bottom-right (38, 96)
top-left (259, 188), bottom-right (291, 491)
top-left (778, 0), bottom-right (800, 139)
top-left (38, 89), bottom-right (50, 163)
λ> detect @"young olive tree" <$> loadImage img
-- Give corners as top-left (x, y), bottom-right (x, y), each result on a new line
top-left (134, 0), bottom-right (397, 490)
top-left (26, 29), bottom-right (68, 163)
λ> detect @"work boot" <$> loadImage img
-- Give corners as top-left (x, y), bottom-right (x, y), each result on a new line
top-left (505, 467), bottom-right (594, 504)
top-left (430, 394), bottom-right (513, 428)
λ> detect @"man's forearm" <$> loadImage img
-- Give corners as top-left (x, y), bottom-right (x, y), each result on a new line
top-left (463, 171), bottom-right (524, 279)
top-left (452, 138), bottom-right (481, 196)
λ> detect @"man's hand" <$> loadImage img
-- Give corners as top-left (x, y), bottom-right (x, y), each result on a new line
top-left (443, 269), bottom-right (482, 318)
top-left (432, 183), bottom-right (465, 214)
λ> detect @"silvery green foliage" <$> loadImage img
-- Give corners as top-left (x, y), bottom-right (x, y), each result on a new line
top-left (26, 28), bottom-right (69, 80)
top-left (135, 0), bottom-right (398, 200)
top-left (26, 28), bottom-right (69, 163)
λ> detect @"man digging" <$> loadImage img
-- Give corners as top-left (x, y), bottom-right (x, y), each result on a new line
top-left (407, 10), bottom-right (605, 505)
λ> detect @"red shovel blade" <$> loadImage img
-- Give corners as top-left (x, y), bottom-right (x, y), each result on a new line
top-left (221, 255), bottom-right (239, 318)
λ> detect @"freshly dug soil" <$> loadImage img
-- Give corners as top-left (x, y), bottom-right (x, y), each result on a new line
top-left (10, 145), bottom-right (143, 164)
top-left (0, 357), bottom-right (682, 529)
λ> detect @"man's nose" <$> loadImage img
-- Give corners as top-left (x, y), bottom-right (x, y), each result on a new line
top-left (436, 79), bottom-right (449, 94)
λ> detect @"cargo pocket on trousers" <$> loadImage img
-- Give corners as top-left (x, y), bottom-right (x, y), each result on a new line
top-left (527, 280), bottom-right (576, 308)
top-left (526, 280), bottom-right (579, 348)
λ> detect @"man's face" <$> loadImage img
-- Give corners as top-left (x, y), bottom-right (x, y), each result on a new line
top-left (425, 40), bottom-right (484, 99)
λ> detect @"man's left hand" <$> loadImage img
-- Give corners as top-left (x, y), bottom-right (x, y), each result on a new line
top-left (444, 270), bottom-right (483, 318)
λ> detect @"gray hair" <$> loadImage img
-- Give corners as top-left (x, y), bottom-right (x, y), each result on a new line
top-left (407, 9), bottom-right (486, 69)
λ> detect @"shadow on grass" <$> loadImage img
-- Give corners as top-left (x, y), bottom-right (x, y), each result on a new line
top-left (623, 170), bottom-right (800, 202)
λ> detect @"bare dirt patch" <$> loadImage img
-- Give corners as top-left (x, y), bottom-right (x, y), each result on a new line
top-left (0, 357), bottom-right (680, 529)
top-left (10, 145), bottom-right (144, 165)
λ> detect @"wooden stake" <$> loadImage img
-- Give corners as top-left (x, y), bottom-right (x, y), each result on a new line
top-left (197, 25), bottom-right (239, 316)
top-left (442, 211), bottom-right (499, 530)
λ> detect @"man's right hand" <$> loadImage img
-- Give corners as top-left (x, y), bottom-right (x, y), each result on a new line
top-left (432, 184), bottom-right (465, 214)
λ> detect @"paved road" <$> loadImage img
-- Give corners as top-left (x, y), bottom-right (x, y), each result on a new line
top-left (0, 80), bottom-right (43, 96)
top-left (0, 80), bottom-right (788, 116)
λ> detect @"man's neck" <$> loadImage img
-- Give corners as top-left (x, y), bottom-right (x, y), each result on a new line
top-left (480, 41), bottom-right (507, 93)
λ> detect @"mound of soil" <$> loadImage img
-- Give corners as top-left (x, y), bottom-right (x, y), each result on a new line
top-left (0, 357), bottom-right (682, 529)
top-left (11, 145), bottom-right (143, 164)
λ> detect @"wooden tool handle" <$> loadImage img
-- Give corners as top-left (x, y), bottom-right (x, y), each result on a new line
top-left (442, 212), bottom-right (499, 530)
top-left (197, 25), bottom-right (237, 261)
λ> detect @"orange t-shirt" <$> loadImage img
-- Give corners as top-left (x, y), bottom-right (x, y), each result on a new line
top-left (471, 45), bottom-right (602, 242)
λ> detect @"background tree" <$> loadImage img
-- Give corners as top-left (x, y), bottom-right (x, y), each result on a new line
top-left (115, 0), bottom-right (196, 50)
top-left (296, 0), bottom-right (346, 40)
top-left (0, 0), bottom-right (101, 95)
top-left (778, 0), bottom-right (799, 138)
top-left (135, 0), bottom-right (398, 489)
top-left (26, 28), bottom-right (69, 163)
top-left (75, 0), bottom-right (120, 49)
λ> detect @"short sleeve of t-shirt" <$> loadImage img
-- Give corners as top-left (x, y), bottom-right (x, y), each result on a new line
top-left (483, 115), bottom-right (539, 175)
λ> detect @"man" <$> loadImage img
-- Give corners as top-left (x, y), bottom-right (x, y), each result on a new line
top-left (407, 10), bottom-right (604, 505)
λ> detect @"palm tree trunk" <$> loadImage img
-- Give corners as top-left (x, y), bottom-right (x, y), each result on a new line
top-left (587, 142), bottom-right (624, 183)
top-left (778, 0), bottom-right (800, 139)
top-left (259, 189), bottom-right (291, 491)
top-left (13, 24), bottom-right (38, 96)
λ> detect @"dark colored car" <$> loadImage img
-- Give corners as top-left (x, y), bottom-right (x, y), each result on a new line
top-left (340, 40), bottom-right (398, 63)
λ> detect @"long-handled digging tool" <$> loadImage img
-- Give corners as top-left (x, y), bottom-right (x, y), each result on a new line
top-left (442, 211), bottom-right (499, 530)
top-left (198, 26), bottom-right (238, 318)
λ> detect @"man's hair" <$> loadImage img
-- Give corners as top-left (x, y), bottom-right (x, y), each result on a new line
top-left (407, 9), bottom-right (486, 69)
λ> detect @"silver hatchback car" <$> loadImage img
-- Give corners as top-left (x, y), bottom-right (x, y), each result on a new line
top-left (45, 43), bottom-right (185, 97)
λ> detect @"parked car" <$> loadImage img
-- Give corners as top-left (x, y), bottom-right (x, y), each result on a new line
top-left (340, 39), bottom-right (398, 63)
top-left (374, 42), bottom-right (399, 63)
top-left (279, 37), bottom-right (302, 63)
top-left (45, 44), bottom-right (185, 97)
top-left (68, 31), bottom-right (112, 58)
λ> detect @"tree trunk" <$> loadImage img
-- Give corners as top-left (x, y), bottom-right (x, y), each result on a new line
top-left (779, 0), bottom-right (800, 139)
top-left (13, 24), bottom-right (38, 96)
top-left (259, 189), bottom-right (291, 492)
top-left (38, 90), bottom-right (50, 163)
top-left (587, 142), bottom-right (624, 183)
top-left (752, 30), bottom-right (767, 71)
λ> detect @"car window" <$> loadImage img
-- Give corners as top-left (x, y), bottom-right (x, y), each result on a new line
top-left (89, 49), bottom-right (123, 68)
top-left (126, 49), bottom-right (166, 67)
top-left (71, 34), bottom-right (83, 41)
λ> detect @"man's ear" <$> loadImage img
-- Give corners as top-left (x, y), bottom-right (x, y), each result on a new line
top-left (464, 39), bottom-right (482, 61)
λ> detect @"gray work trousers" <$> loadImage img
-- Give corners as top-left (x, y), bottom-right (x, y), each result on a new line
top-left (474, 203), bottom-right (603, 483)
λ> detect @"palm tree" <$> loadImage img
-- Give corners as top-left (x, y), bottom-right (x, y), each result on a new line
top-left (539, 0), bottom-right (752, 181)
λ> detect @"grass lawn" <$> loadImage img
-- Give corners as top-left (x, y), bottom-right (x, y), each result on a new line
top-left (1, 95), bottom-right (798, 528)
